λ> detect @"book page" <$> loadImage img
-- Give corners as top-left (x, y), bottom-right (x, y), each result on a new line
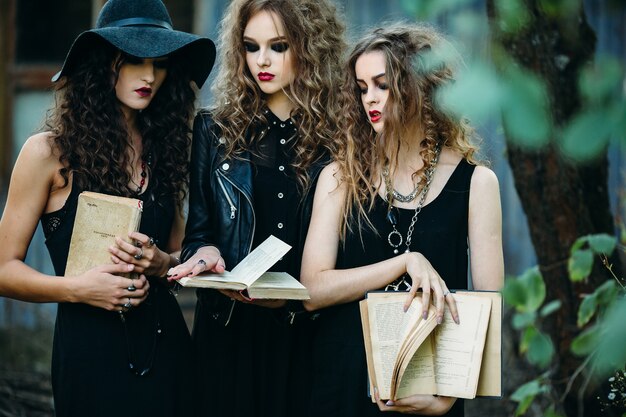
top-left (433, 293), bottom-right (491, 399)
top-left (366, 293), bottom-right (423, 400)
top-left (359, 300), bottom-right (378, 403)
top-left (395, 335), bottom-right (437, 399)
top-left (459, 291), bottom-right (502, 397)
top-left (230, 235), bottom-right (291, 286)
top-left (246, 272), bottom-right (310, 300)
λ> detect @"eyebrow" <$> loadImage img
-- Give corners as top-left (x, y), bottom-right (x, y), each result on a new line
top-left (243, 36), bottom-right (287, 42)
top-left (356, 72), bottom-right (386, 83)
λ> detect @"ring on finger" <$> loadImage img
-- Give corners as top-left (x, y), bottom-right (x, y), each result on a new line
top-left (134, 247), bottom-right (143, 260)
top-left (147, 237), bottom-right (155, 248)
top-left (123, 298), bottom-right (132, 310)
top-left (443, 290), bottom-right (450, 297)
top-left (127, 280), bottom-right (137, 292)
top-left (197, 259), bottom-right (207, 267)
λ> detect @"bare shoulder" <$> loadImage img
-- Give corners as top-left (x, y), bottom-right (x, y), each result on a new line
top-left (471, 165), bottom-right (500, 191)
top-left (20, 132), bottom-right (57, 162)
top-left (315, 161), bottom-right (346, 201)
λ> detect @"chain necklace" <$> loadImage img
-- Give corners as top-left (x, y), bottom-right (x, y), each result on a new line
top-left (383, 146), bottom-right (441, 291)
top-left (381, 168), bottom-right (421, 203)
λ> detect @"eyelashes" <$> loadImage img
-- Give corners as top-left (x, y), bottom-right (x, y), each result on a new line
top-left (358, 83), bottom-right (389, 95)
top-left (243, 41), bottom-right (290, 53)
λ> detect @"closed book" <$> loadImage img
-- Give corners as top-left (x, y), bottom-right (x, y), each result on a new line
top-left (65, 191), bottom-right (143, 277)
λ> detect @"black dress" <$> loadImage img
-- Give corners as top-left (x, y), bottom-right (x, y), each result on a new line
top-left (41, 181), bottom-right (197, 417)
top-left (191, 111), bottom-right (317, 417)
top-left (307, 160), bottom-right (475, 417)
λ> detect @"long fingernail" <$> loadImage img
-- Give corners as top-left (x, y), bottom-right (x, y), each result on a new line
top-left (454, 315), bottom-right (460, 324)
top-left (437, 316), bottom-right (442, 324)
top-left (422, 311), bottom-right (428, 320)
top-left (386, 400), bottom-right (395, 406)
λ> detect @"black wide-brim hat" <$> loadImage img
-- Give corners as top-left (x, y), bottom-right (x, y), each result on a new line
top-left (52, 0), bottom-right (216, 88)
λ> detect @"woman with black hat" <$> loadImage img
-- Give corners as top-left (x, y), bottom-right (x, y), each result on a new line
top-left (0, 0), bottom-right (215, 416)
top-left (166, 0), bottom-right (345, 416)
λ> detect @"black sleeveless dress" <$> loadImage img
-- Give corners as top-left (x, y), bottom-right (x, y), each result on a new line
top-left (307, 160), bottom-right (475, 417)
top-left (41, 181), bottom-right (197, 417)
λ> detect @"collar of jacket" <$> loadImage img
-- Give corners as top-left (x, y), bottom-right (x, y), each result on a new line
top-left (216, 151), bottom-right (253, 201)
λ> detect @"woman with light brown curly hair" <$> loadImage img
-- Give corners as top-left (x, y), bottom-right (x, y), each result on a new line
top-left (167, 0), bottom-right (345, 415)
top-left (300, 23), bottom-right (503, 416)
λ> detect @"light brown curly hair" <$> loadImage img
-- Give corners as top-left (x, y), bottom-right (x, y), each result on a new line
top-left (336, 23), bottom-right (480, 239)
top-left (210, 0), bottom-right (345, 190)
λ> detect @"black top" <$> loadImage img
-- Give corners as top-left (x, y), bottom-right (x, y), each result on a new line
top-left (251, 110), bottom-right (300, 277)
top-left (41, 181), bottom-right (196, 417)
top-left (307, 159), bottom-right (476, 417)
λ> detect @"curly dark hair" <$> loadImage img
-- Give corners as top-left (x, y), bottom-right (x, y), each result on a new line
top-left (45, 41), bottom-right (195, 206)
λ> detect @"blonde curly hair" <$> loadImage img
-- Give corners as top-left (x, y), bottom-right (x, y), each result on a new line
top-left (210, 0), bottom-right (345, 190)
top-left (336, 23), bottom-right (480, 239)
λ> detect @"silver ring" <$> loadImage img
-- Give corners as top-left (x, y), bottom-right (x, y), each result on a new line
top-left (147, 237), bottom-right (155, 248)
top-left (197, 259), bottom-right (207, 266)
top-left (123, 298), bottom-right (132, 310)
top-left (443, 290), bottom-right (450, 297)
top-left (134, 248), bottom-right (143, 260)
top-left (127, 281), bottom-right (137, 292)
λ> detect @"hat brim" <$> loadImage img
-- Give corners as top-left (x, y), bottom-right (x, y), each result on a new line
top-left (52, 27), bottom-right (216, 88)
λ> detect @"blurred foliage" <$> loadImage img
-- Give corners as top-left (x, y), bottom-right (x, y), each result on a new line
top-left (503, 234), bottom-right (625, 414)
top-left (401, 0), bottom-right (625, 415)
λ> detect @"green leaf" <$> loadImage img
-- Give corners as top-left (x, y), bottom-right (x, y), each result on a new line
top-left (568, 249), bottom-right (594, 282)
top-left (587, 234), bottom-right (617, 255)
top-left (594, 299), bottom-right (626, 376)
top-left (501, 69), bottom-right (551, 149)
top-left (579, 56), bottom-right (624, 104)
top-left (570, 235), bottom-right (589, 255)
top-left (494, 0), bottom-right (530, 33)
top-left (543, 406), bottom-right (565, 417)
top-left (520, 326), bottom-right (537, 354)
top-left (560, 110), bottom-right (613, 161)
top-left (436, 61), bottom-right (501, 124)
top-left (595, 280), bottom-right (618, 306)
top-left (511, 379), bottom-right (547, 416)
top-left (577, 293), bottom-right (598, 327)
top-left (516, 267), bottom-right (546, 312)
top-left (571, 325), bottom-right (602, 356)
top-left (513, 311), bottom-right (537, 330)
top-left (540, 300), bottom-right (562, 318)
top-left (527, 329), bottom-right (555, 368)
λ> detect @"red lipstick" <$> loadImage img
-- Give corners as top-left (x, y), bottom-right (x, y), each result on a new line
top-left (369, 110), bottom-right (382, 123)
top-left (258, 72), bottom-right (275, 81)
top-left (135, 87), bottom-right (152, 98)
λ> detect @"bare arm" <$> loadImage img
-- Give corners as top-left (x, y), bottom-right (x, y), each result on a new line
top-left (301, 163), bottom-right (457, 322)
top-left (468, 166), bottom-right (504, 291)
top-left (0, 134), bottom-right (148, 310)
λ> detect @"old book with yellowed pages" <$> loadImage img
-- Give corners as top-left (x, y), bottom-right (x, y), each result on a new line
top-left (178, 235), bottom-right (309, 300)
top-left (65, 191), bottom-right (143, 277)
top-left (359, 290), bottom-right (501, 401)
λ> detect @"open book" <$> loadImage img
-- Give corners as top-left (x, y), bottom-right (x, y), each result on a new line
top-left (65, 191), bottom-right (143, 278)
top-left (359, 290), bottom-right (501, 401)
top-left (178, 235), bottom-right (309, 300)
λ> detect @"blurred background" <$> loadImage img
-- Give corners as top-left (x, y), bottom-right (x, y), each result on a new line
top-left (0, 0), bottom-right (624, 416)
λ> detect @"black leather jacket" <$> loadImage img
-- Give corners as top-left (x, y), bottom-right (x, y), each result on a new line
top-left (181, 111), bottom-right (327, 322)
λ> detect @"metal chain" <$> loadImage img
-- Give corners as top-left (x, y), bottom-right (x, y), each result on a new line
top-left (403, 146), bottom-right (441, 252)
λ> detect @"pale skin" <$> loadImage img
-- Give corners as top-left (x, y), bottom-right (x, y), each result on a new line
top-left (168, 10), bottom-right (296, 308)
top-left (0, 56), bottom-right (183, 311)
top-left (300, 50), bottom-right (504, 414)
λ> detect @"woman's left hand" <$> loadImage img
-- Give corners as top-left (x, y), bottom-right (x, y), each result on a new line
top-left (109, 232), bottom-right (170, 277)
top-left (374, 388), bottom-right (455, 415)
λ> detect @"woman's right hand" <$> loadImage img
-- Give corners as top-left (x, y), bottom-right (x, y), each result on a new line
top-left (70, 263), bottom-right (149, 312)
top-left (404, 252), bottom-right (459, 325)
top-left (166, 246), bottom-right (225, 281)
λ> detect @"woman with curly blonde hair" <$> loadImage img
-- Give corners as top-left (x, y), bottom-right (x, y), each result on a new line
top-left (300, 23), bottom-right (503, 416)
top-left (167, 0), bottom-right (345, 415)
